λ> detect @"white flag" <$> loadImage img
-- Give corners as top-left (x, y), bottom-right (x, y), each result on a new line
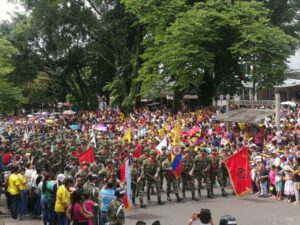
top-left (156, 136), bottom-right (167, 154)
top-left (23, 129), bottom-right (29, 143)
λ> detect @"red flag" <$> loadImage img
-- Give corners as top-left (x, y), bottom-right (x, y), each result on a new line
top-left (224, 146), bottom-right (251, 196)
top-left (76, 147), bottom-right (94, 167)
top-left (133, 144), bottom-right (141, 158)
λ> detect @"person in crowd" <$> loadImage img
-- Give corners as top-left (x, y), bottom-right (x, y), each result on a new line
top-left (7, 165), bottom-right (21, 221)
top-left (55, 178), bottom-right (74, 225)
top-left (67, 190), bottom-right (91, 225)
top-left (17, 167), bottom-right (27, 219)
top-left (83, 192), bottom-right (98, 225)
top-left (293, 157), bottom-right (300, 206)
top-left (38, 172), bottom-right (55, 225)
top-left (187, 208), bottom-right (215, 225)
top-left (107, 187), bottom-right (126, 225)
top-left (100, 179), bottom-right (116, 225)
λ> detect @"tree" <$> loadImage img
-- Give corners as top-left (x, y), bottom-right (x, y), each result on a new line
top-left (122, 0), bottom-right (298, 107)
top-left (0, 38), bottom-right (27, 113)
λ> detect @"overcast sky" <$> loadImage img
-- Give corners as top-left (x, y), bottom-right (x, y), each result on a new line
top-left (0, 0), bottom-right (299, 70)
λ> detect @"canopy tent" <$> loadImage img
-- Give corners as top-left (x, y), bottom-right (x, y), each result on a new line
top-left (213, 109), bottom-right (275, 124)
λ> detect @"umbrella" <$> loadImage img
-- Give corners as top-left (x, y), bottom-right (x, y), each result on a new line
top-left (63, 110), bottom-right (76, 115)
top-left (281, 101), bottom-right (297, 108)
top-left (46, 119), bottom-right (55, 125)
top-left (95, 124), bottom-right (108, 132)
top-left (69, 124), bottom-right (81, 130)
top-left (41, 112), bottom-right (49, 116)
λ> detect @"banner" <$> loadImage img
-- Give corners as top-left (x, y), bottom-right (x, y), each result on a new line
top-left (76, 147), bottom-right (94, 167)
top-left (119, 159), bottom-right (132, 209)
top-left (133, 144), bottom-right (141, 158)
top-left (122, 130), bottom-right (131, 143)
top-left (224, 146), bottom-right (251, 196)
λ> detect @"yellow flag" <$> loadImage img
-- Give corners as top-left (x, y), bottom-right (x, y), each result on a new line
top-left (122, 130), bottom-right (131, 143)
top-left (172, 122), bottom-right (181, 145)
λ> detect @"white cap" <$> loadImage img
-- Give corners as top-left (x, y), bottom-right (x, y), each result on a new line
top-left (57, 174), bottom-right (65, 183)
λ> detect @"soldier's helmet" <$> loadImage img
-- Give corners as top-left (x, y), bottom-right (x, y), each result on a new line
top-left (88, 173), bottom-right (98, 181)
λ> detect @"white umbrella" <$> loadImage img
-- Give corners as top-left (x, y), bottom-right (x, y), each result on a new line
top-left (281, 101), bottom-right (297, 108)
top-left (63, 110), bottom-right (76, 115)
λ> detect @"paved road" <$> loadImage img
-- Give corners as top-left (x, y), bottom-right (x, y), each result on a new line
top-left (1, 189), bottom-right (300, 225)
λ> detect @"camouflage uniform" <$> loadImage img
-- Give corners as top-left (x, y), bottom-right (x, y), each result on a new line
top-left (156, 148), bottom-right (167, 190)
top-left (162, 154), bottom-right (183, 202)
top-left (130, 159), bottom-right (139, 205)
top-left (181, 149), bottom-right (197, 200)
top-left (142, 151), bottom-right (164, 204)
top-left (107, 198), bottom-right (125, 225)
top-left (192, 150), bottom-right (213, 198)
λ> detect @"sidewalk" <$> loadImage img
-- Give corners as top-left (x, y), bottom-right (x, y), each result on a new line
top-left (0, 192), bottom-right (41, 225)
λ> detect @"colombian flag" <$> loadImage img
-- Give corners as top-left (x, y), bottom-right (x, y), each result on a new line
top-left (171, 123), bottom-right (182, 177)
top-left (119, 158), bottom-right (132, 209)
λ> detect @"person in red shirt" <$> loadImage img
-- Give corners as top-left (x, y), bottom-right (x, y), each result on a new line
top-left (2, 148), bottom-right (12, 165)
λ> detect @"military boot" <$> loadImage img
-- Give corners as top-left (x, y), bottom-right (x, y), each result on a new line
top-left (211, 189), bottom-right (215, 198)
top-left (207, 190), bottom-right (213, 199)
top-left (175, 193), bottom-right (183, 202)
top-left (192, 191), bottom-right (199, 201)
top-left (132, 197), bottom-right (137, 206)
top-left (182, 189), bottom-right (186, 199)
top-left (198, 189), bottom-right (202, 198)
top-left (147, 193), bottom-right (152, 203)
top-left (157, 197), bottom-right (165, 205)
top-left (139, 199), bottom-right (146, 208)
top-left (221, 188), bottom-right (228, 197)
top-left (167, 191), bottom-right (171, 201)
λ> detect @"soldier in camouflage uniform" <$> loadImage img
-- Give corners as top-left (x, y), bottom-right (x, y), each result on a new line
top-left (107, 188), bottom-right (126, 225)
top-left (142, 150), bottom-right (164, 205)
top-left (181, 148), bottom-right (198, 200)
top-left (130, 158), bottom-right (146, 207)
top-left (191, 148), bottom-right (213, 199)
top-left (210, 148), bottom-right (228, 197)
top-left (83, 174), bottom-right (100, 225)
top-left (75, 161), bottom-right (90, 189)
top-left (136, 148), bottom-right (149, 206)
top-left (162, 152), bottom-right (183, 202)
top-left (156, 146), bottom-right (167, 191)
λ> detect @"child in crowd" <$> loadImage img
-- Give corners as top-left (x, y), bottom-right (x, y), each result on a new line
top-left (275, 166), bottom-right (283, 200)
top-left (283, 166), bottom-right (294, 203)
top-left (269, 165), bottom-right (276, 199)
top-left (83, 192), bottom-right (98, 225)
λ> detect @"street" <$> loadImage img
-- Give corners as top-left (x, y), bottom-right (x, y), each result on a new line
top-left (1, 189), bottom-right (300, 225)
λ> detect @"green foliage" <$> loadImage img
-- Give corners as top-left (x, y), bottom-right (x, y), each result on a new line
top-left (0, 37), bottom-right (27, 113)
top-left (123, 0), bottom-right (298, 106)
top-left (0, 38), bottom-right (18, 75)
top-left (0, 0), bottom-right (298, 111)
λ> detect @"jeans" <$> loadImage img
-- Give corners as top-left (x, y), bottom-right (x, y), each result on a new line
top-left (41, 195), bottom-right (53, 225)
top-left (11, 194), bottom-right (21, 220)
top-left (56, 212), bottom-right (68, 225)
top-left (33, 193), bottom-right (41, 216)
top-left (18, 190), bottom-right (28, 217)
top-left (100, 212), bottom-right (107, 225)
top-left (260, 180), bottom-right (268, 196)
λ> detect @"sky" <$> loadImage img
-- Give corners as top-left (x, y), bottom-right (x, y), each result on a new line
top-left (0, 0), bottom-right (24, 21)
top-left (0, 0), bottom-right (299, 70)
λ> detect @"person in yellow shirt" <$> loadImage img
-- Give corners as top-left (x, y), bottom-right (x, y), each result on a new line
top-left (8, 165), bottom-right (21, 221)
top-left (18, 167), bottom-right (27, 219)
top-left (55, 177), bottom-right (74, 225)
